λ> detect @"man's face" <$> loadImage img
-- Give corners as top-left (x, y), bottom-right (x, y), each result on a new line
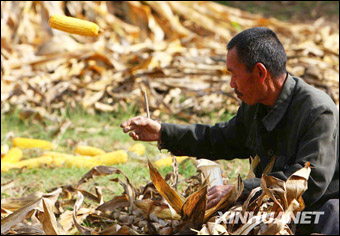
top-left (226, 47), bottom-right (264, 106)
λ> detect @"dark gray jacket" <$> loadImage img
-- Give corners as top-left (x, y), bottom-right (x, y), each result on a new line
top-left (159, 74), bottom-right (339, 209)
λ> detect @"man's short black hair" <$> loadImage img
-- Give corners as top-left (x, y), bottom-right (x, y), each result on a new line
top-left (227, 27), bottom-right (287, 78)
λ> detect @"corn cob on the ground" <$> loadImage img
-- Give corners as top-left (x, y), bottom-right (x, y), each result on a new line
top-left (128, 143), bottom-right (146, 156)
top-left (49, 14), bottom-right (101, 37)
top-left (43, 152), bottom-right (74, 159)
top-left (74, 145), bottom-right (106, 156)
top-left (95, 150), bottom-right (128, 165)
top-left (43, 152), bottom-right (75, 168)
top-left (64, 156), bottom-right (101, 169)
top-left (1, 147), bottom-right (23, 163)
top-left (1, 145), bottom-right (9, 158)
top-left (12, 137), bottom-right (55, 150)
top-left (1, 162), bottom-right (17, 172)
top-left (1, 156), bottom-right (53, 171)
top-left (154, 156), bottom-right (188, 168)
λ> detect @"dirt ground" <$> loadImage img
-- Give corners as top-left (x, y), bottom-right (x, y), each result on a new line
top-left (220, 1), bottom-right (339, 27)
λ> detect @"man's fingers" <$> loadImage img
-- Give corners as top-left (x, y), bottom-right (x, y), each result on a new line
top-left (207, 186), bottom-right (217, 196)
top-left (207, 192), bottom-right (218, 202)
top-left (131, 117), bottom-right (148, 126)
top-left (207, 198), bottom-right (218, 209)
top-left (121, 116), bottom-right (145, 128)
top-left (123, 125), bottom-right (136, 133)
top-left (129, 132), bottom-right (140, 141)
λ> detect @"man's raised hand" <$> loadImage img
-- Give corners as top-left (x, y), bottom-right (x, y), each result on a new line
top-left (120, 116), bottom-right (161, 142)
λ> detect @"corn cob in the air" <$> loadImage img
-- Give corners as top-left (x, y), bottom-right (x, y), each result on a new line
top-left (49, 15), bottom-right (101, 37)
top-left (12, 137), bottom-right (55, 150)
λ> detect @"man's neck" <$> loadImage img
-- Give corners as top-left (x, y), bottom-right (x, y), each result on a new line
top-left (262, 73), bottom-right (288, 107)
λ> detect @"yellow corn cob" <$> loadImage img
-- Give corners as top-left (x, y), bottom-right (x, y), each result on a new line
top-left (12, 137), bottom-right (55, 150)
top-left (52, 156), bottom-right (70, 167)
top-left (128, 143), bottom-right (146, 156)
top-left (1, 162), bottom-right (17, 172)
top-left (154, 156), bottom-right (188, 168)
top-left (49, 15), bottom-right (100, 37)
top-left (1, 147), bottom-right (23, 163)
top-left (74, 145), bottom-right (106, 156)
top-left (64, 156), bottom-right (101, 169)
top-left (3, 156), bottom-right (53, 170)
top-left (95, 150), bottom-right (128, 165)
top-left (43, 151), bottom-right (74, 159)
top-left (43, 152), bottom-right (75, 168)
top-left (1, 145), bottom-right (9, 158)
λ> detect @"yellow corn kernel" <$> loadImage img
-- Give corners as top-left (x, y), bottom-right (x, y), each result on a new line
top-left (1, 147), bottom-right (23, 163)
top-left (128, 143), bottom-right (146, 156)
top-left (95, 150), bottom-right (128, 165)
top-left (154, 156), bottom-right (188, 168)
top-left (49, 15), bottom-right (100, 37)
top-left (74, 145), bottom-right (106, 156)
top-left (12, 137), bottom-right (55, 150)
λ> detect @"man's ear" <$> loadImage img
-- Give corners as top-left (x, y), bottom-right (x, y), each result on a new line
top-left (254, 62), bottom-right (267, 83)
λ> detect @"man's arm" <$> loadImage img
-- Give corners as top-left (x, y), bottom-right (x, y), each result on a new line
top-left (159, 103), bottom-right (254, 160)
top-left (243, 110), bottom-right (338, 207)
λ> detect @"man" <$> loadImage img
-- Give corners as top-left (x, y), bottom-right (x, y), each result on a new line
top-left (121, 27), bottom-right (339, 234)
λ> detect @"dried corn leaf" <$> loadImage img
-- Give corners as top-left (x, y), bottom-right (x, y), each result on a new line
top-left (37, 198), bottom-right (62, 235)
top-left (263, 155), bottom-right (277, 175)
top-left (134, 199), bottom-right (180, 220)
top-left (72, 191), bottom-right (95, 235)
top-left (9, 222), bottom-right (47, 235)
top-left (260, 175), bottom-right (287, 211)
top-left (181, 185), bottom-right (207, 228)
top-left (246, 155), bottom-right (260, 179)
top-left (147, 159), bottom-right (185, 215)
top-left (1, 188), bottom-right (62, 234)
top-left (99, 224), bottom-right (130, 235)
top-left (285, 162), bottom-right (311, 211)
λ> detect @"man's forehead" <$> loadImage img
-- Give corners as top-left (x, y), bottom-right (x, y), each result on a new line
top-left (226, 48), bottom-right (243, 70)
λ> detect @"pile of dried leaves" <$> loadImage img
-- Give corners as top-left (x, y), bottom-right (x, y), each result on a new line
top-left (1, 1), bottom-right (339, 123)
top-left (1, 157), bottom-right (311, 235)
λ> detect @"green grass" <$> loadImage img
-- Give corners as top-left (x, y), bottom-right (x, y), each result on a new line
top-left (1, 106), bottom-right (248, 201)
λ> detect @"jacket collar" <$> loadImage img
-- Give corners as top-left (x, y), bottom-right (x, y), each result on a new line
top-left (257, 73), bottom-right (296, 132)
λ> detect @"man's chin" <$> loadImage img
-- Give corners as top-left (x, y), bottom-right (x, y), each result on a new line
top-left (242, 99), bottom-right (256, 106)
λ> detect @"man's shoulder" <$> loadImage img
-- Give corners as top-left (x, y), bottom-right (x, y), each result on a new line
top-left (291, 76), bottom-right (338, 115)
